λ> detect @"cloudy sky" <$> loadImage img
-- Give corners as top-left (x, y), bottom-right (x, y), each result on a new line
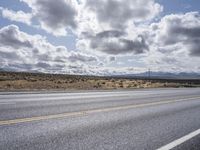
top-left (0, 0), bottom-right (200, 75)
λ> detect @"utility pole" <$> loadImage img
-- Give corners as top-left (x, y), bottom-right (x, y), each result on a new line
top-left (148, 68), bottom-right (151, 81)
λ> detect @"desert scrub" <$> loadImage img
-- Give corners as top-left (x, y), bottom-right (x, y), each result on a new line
top-left (57, 81), bottom-right (62, 84)
top-left (101, 81), bottom-right (106, 85)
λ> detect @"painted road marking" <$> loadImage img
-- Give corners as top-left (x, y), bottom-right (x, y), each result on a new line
top-left (157, 128), bottom-right (200, 150)
top-left (0, 97), bottom-right (199, 126)
top-left (0, 92), bottom-right (154, 102)
top-left (0, 102), bottom-right (16, 105)
top-left (0, 93), bottom-right (142, 102)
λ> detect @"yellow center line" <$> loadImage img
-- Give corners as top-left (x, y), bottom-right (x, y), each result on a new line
top-left (0, 97), bottom-right (200, 126)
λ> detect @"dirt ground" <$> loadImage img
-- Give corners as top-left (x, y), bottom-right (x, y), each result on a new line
top-left (0, 72), bottom-right (199, 91)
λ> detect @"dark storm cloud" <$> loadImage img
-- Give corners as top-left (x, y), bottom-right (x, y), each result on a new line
top-left (90, 31), bottom-right (149, 55)
top-left (96, 30), bottom-right (126, 38)
top-left (120, 38), bottom-right (149, 54)
top-left (163, 26), bottom-right (200, 45)
top-left (171, 27), bottom-right (200, 38)
top-left (35, 0), bottom-right (77, 30)
top-left (19, 0), bottom-right (78, 35)
top-left (187, 39), bottom-right (200, 56)
top-left (171, 26), bottom-right (200, 56)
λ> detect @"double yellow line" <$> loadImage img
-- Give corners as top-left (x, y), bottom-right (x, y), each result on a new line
top-left (0, 97), bottom-right (199, 126)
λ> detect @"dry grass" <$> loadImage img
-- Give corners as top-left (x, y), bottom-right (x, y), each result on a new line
top-left (0, 72), bottom-right (199, 91)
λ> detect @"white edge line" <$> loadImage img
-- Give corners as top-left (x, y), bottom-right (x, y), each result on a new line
top-left (0, 102), bottom-right (16, 105)
top-left (157, 128), bottom-right (200, 150)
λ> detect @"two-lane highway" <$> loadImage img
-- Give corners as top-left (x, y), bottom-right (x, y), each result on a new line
top-left (0, 88), bottom-right (200, 150)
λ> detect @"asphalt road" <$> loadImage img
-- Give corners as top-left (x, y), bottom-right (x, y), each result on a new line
top-left (0, 88), bottom-right (200, 150)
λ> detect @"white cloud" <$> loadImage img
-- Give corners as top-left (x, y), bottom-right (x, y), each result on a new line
top-left (142, 12), bottom-right (200, 72)
top-left (76, 0), bottom-right (162, 55)
top-left (2, 0), bottom-right (162, 40)
top-left (1, 1), bottom-right (200, 74)
top-left (0, 25), bottom-right (98, 74)
top-left (1, 8), bottom-right (32, 25)
top-left (83, 0), bottom-right (162, 28)
top-left (0, 25), bottom-right (148, 75)
top-left (18, 0), bottom-right (79, 36)
top-left (151, 12), bottom-right (200, 56)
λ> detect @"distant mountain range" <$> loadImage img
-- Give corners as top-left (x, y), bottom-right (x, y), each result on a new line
top-left (0, 69), bottom-right (200, 79)
top-left (116, 72), bottom-right (200, 79)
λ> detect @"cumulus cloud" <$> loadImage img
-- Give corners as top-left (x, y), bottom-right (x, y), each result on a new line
top-left (108, 56), bottom-right (116, 62)
top-left (68, 52), bottom-right (97, 62)
top-left (0, 25), bottom-right (32, 49)
top-left (2, 0), bottom-right (162, 38)
top-left (84, 0), bottom-right (162, 29)
top-left (140, 12), bottom-right (200, 73)
top-left (0, 25), bottom-right (97, 73)
top-left (77, 0), bottom-right (160, 55)
top-left (1, 8), bottom-right (32, 25)
top-left (152, 12), bottom-right (200, 56)
top-left (1, 0), bottom-right (200, 74)
top-left (77, 0), bottom-right (162, 34)
top-left (19, 0), bottom-right (78, 36)
top-left (0, 25), bottom-right (148, 75)
top-left (77, 29), bottom-right (149, 55)
top-left (90, 33), bottom-right (149, 55)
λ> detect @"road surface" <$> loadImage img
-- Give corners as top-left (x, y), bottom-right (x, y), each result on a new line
top-left (0, 88), bottom-right (200, 150)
